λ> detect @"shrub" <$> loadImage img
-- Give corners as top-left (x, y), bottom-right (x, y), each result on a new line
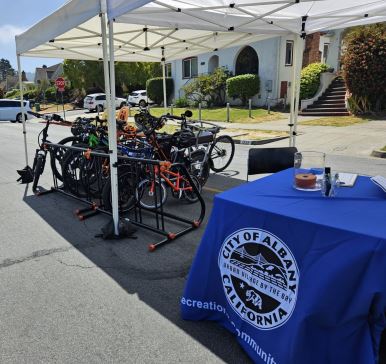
top-left (183, 67), bottom-right (231, 107)
top-left (146, 77), bottom-right (174, 105)
top-left (341, 24), bottom-right (386, 113)
top-left (174, 97), bottom-right (189, 107)
top-left (5, 89), bottom-right (20, 98)
top-left (24, 88), bottom-right (38, 100)
top-left (300, 63), bottom-right (330, 100)
top-left (226, 74), bottom-right (260, 106)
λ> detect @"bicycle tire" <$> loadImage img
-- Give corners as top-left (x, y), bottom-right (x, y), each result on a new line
top-left (102, 167), bottom-right (136, 211)
top-left (183, 175), bottom-right (202, 203)
top-left (50, 136), bottom-right (80, 181)
top-left (209, 134), bottom-right (235, 172)
top-left (32, 154), bottom-right (45, 192)
top-left (61, 143), bottom-right (89, 197)
top-left (136, 179), bottom-right (167, 209)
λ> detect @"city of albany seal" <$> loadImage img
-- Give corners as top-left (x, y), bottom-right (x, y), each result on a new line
top-left (218, 228), bottom-right (299, 330)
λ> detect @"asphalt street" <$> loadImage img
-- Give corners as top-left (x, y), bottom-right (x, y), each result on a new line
top-left (0, 118), bottom-right (386, 363)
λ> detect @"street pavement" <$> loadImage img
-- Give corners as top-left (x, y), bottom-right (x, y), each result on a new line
top-left (0, 115), bottom-right (385, 363)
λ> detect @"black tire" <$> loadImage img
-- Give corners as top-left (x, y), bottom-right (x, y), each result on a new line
top-left (61, 144), bottom-right (88, 197)
top-left (96, 104), bottom-right (104, 112)
top-left (50, 136), bottom-right (80, 181)
top-left (183, 175), bottom-right (202, 203)
top-left (32, 154), bottom-right (45, 192)
top-left (102, 168), bottom-right (136, 211)
top-left (136, 179), bottom-right (167, 209)
top-left (209, 135), bottom-right (235, 172)
top-left (16, 113), bottom-right (27, 123)
top-left (190, 149), bottom-right (210, 186)
top-left (139, 100), bottom-right (147, 108)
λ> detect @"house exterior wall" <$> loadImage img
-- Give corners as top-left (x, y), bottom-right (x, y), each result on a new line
top-left (320, 28), bottom-right (343, 72)
top-left (168, 29), bottom-right (343, 107)
top-left (170, 37), bottom-right (280, 107)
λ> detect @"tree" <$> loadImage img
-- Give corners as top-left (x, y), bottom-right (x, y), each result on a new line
top-left (0, 58), bottom-right (15, 81)
top-left (183, 67), bottom-right (231, 107)
top-left (341, 23), bottom-right (386, 113)
top-left (63, 59), bottom-right (162, 97)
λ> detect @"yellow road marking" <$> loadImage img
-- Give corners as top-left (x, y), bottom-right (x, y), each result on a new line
top-left (203, 186), bottom-right (224, 193)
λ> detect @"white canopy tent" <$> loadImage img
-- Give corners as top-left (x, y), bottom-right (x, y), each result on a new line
top-left (15, 0), bottom-right (386, 234)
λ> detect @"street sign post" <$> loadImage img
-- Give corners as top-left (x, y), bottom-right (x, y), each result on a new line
top-left (55, 77), bottom-right (65, 92)
top-left (55, 77), bottom-right (66, 120)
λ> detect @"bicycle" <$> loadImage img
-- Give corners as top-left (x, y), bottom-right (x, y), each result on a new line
top-left (30, 112), bottom-right (63, 192)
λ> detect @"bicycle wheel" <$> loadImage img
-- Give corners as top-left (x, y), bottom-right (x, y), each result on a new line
top-left (136, 179), bottom-right (167, 209)
top-left (62, 145), bottom-right (88, 197)
top-left (183, 175), bottom-right (202, 203)
top-left (209, 135), bottom-right (235, 172)
top-left (102, 167), bottom-right (136, 211)
top-left (190, 149), bottom-right (210, 186)
top-left (32, 154), bottom-right (46, 192)
top-left (50, 136), bottom-right (80, 181)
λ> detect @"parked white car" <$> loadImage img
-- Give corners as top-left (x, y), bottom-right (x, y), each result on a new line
top-left (83, 93), bottom-right (127, 112)
top-left (127, 90), bottom-right (153, 107)
top-left (0, 99), bottom-right (33, 123)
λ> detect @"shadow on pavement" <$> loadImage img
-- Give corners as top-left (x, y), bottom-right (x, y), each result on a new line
top-left (23, 173), bottom-right (252, 364)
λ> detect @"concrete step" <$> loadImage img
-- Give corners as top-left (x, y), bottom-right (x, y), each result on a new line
top-left (307, 105), bottom-right (347, 112)
top-left (299, 111), bottom-right (350, 116)
top-left (314, 100), bottom-right (346, 106)
top-left (328, 91), bottom-right (346, 96)
top-left (327, 86), bottom-right (346, 92)
top-left (322, 95), bottom-right (346, 100)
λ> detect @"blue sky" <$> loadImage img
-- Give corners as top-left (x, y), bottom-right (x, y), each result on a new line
top-left (0, 0), bottom-right (67, 73)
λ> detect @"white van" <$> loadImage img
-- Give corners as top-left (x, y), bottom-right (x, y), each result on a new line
top-left (0, 99), bottom-right (33, 123)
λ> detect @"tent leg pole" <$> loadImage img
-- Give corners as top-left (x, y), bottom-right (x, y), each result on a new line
top-left (108, 19), bottom-right (120, 236)
top-left (162, 59), bottom-right (167, 113)
top-left (292, 37), bottom-right (304, 147)
top-left (101, 9), bottom-right (119, 236)
top-left (17, 55), bottom-right (28, 166)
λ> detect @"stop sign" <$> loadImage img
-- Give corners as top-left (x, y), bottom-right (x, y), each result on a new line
top-left (55, 77), bottom-right (66, 92)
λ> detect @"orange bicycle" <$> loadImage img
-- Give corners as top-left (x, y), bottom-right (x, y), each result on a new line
top-left (136, 161), bottom-right (201, 209)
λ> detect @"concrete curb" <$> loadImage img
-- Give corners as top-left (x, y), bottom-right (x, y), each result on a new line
top-left (232, 135), bottom-right (289, 145)
top-left (371, 150), bottom-right (386, 159)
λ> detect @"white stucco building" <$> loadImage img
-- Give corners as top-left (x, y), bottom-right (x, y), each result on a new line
top-left (167, 29), bottom-right (343, 107)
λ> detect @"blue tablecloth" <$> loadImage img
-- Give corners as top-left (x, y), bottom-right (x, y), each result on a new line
top-left (181, 169), bottom-right (386, 364)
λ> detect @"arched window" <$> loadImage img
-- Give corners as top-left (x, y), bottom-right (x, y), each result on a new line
top-left (208, 55), bottom-right (219, 74)
top-left (235, 46), bottom-right (259, 75)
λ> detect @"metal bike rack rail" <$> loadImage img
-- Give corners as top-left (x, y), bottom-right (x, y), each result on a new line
top-left (36, 142), bottom-right (205, 251)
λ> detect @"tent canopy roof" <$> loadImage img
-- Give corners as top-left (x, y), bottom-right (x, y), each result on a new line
top-left (16, 0), bottom-right (386, 61)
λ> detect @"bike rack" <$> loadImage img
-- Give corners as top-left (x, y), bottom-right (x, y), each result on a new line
top-left (37, 142), bottom-right (205, 251)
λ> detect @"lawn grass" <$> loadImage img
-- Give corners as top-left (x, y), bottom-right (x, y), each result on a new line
top-left (126, 121), bottom-right (287, 141)
top-left (39, 103), bottom-right (74, 113)
top-left (299, 115), bottom-right (376, 127)
top-left (381, 146), bottom-right (386, 152)
top-left (147, 107), bottom-right (286, 123)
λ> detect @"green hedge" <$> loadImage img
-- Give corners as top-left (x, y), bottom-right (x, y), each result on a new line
top-left (146, 77), bottom-right (174, 105)
top-left (226, 74), bottom-right (260, 105)
top-left (300, 63), bottom-right (330, 100)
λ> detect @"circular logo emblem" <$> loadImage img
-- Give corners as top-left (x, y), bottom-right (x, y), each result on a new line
top-left (218, 228), bottom-right (299, 330)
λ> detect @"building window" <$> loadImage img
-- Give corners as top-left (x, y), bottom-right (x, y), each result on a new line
top-left (285, 41), bottom-right (294, 66)
top-left (322, 43), bottom-right (330, 64)
top-left (235, 46), bottom-right (259, 75)
top-left (165, 63), bottom-right (172, 77)
top-left (182, 57), bottom-right (198, 78)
